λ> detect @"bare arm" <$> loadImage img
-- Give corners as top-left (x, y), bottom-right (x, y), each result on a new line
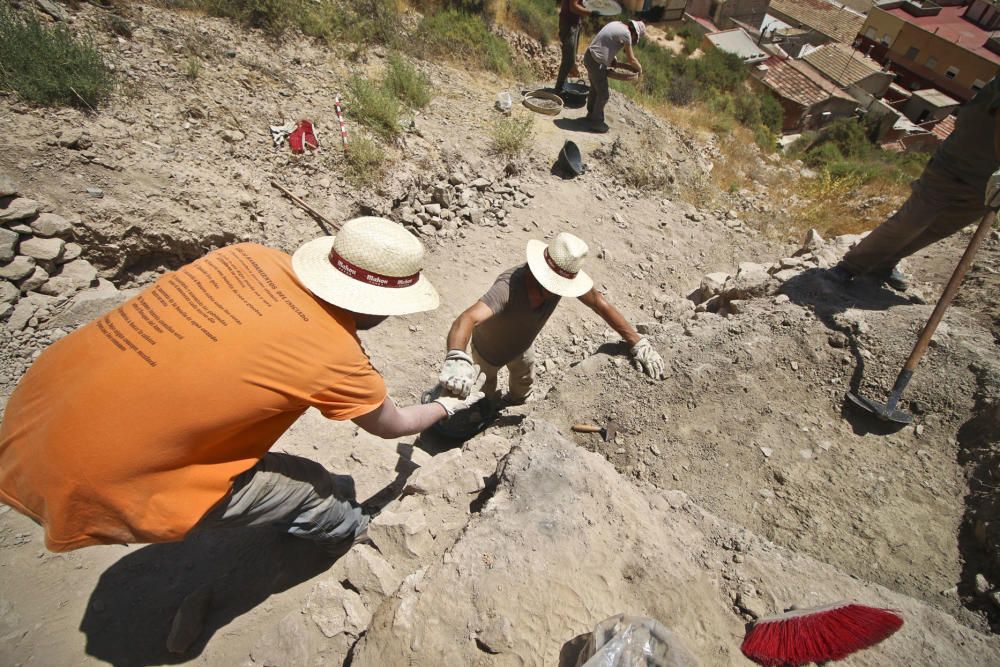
top-left (570, 0), bottom-right (591, 16)
top-left (622, 41), bottom-right (641, 73)
top-left (578, 288), bottom-right (641, 347)
top-left (445, 301), bottom-right (495, 352)
top-left (352, 397), bottom-right (447, 439)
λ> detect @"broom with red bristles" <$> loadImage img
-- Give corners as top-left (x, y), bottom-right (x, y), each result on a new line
top-left (741, 601), bottom-right (904, 666)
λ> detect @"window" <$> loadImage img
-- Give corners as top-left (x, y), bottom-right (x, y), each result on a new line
top-left (904, 46), bottom-right (919, 59)
top-left (945, 66), bottom-right (960, 79)
top-left (865, 27), bottom-right (876, 40)
top-left (972, 79), bottom-right (987, 92)
top-left (926, 55), bottom-right (938, 69)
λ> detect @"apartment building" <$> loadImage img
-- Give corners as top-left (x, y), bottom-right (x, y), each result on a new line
top-left (858, 0), bottom-right (1000, 102)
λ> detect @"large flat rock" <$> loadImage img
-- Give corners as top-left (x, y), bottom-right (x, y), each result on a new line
top-left (351, 420), bottom-right (1000, 666)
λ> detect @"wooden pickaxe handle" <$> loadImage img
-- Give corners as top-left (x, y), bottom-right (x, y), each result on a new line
top-left (571, 424), bottom-right (602, 434)
top-left (270, 180), bottom-right (339, 233)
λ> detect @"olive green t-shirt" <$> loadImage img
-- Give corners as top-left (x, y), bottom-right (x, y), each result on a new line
top-left (471, 265), bottom-right (560, 367)
top-left (934, 75), bottom-right (1000, 190)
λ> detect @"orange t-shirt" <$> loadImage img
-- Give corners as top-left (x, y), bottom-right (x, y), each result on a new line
top-left (0, 243), bottom-right (387, 552)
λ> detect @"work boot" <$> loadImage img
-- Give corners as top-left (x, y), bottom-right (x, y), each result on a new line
top-left (876, 265), bottom-right (909, 292)
top-left (825, 263), bottom-right (855, 285)
top-left (502, 392), bottom-right (531, 407)
top-left (589, 120), bottom-right (610, 134)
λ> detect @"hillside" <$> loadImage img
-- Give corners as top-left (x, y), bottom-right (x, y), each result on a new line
top-left (1, 3), bottom-right (1000, 665)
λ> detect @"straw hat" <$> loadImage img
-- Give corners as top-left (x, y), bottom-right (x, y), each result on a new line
top-left (292, 217), bottom-right (439, 316)
top-left (525, 232), bottom-right (593, 298)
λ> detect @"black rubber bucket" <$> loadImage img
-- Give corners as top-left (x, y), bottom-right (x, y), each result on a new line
top-left (557, 140), bottom-right (584, 177)
top-left (559, 81), bottom-right (589, 108)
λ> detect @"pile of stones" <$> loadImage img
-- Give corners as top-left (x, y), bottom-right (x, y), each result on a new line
top-left (390, 170), bottom-right (536, 239)
top-left (1, 177), bottom-right (102, 324)
top-left (491, 25), bottom-right (561, 78)
top-left (692, 229), bottom-right (865, 316)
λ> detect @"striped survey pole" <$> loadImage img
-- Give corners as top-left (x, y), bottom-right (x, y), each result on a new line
top-left (334, 94), bottom-right (348, 153)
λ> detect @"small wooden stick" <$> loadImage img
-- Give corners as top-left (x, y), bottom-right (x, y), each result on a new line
top-left (270, 180), bottom-right (339, 233)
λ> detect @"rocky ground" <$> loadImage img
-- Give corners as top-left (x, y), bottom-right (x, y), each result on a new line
top-left (1, 3), bottom-right (1000, 666)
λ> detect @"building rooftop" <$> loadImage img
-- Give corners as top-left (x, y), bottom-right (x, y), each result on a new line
top-left (930, 114), bottom-right (956, 141)
top-left (768, 0), bottom-right (867, 44)
top-left (802, 42), bottom-right (884, 86)
top-left (912, 87), bottom-right (961, 107)
top-left (756, 56), bottom-right (857, 107)
top-left (884, 4), bottom-right (1000, 64)
top-left (706, 28), bottom-right (769, 63)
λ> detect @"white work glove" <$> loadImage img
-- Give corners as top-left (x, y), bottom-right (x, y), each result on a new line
top-left (438, 349), bottom-right (478, 399)
top-left (629, 337), bottom-right (666, 380)
top-left (986, 169), bottom-right (1000, 208)
top-left (425, 373), bottom-right (487, 416)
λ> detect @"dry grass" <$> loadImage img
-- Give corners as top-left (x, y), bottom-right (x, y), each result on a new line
top-left (656, 103), bottom-right (915, 239)
top-left (489, 112), bottom-right (535, 160)
top-left (791, 174), bottom-right (906, 237)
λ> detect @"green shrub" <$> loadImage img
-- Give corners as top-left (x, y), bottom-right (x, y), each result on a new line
top-left (803, 141), bottom-right (844, 167)
top-left (710, 115), bottom-right (734, 135)
top-left (384, 54), bottom-right (432, 109)
top-left (734, 93), bottom-right (762, 127)
top-left (676, 24), bottom-right (700, 54)
top-left (667, 75), bottom-right (695, 106)
top-left (347, 76), bottom-right (401, 139)
top-left (825, 159), bottom-right (884, 183)
top-left (198, 0), bottom-right (399, 44)
top-left (184, 56), bottom-right (202, 80)
top-left (757, 91), bottom-right (783, 133)
top-left (690, 48), bottom-right (747, 93)
top-left (343, 135), bottom-right (388, 186)
top-left (819, 117), bottom-right (869, 158)
top-left (200, 0), bottom-right (296, 36)
top-left (105, 14), bottom-right (133, 39)
top-left (489, 113), bottom-right (535, 159)
top-left (753, 125), bottom-right (777, 152)
top-left (412, 9), bottom-right (512, 74)
top-left (790, 118), bottom-right (930, 188)
top-left (0, 5), bottom-right (115, 108)
top-left (510, 0), bottom-right (554, 47)
top-left (706, 90), bottom-right (736, 117)
top-left (682, 32), bottom-right (700, 54)
top-left (340, 0), bottom-right (399, 46)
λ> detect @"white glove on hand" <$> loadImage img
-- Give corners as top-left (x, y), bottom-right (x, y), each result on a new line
top-left (986, 169), bottom-right (1000, 208)
top-left (425, 372), bottom-right (487, 416)
top-left (629, 337), bottom-right (666, 380)
top-left (438, 349), bottom-right (478, 399)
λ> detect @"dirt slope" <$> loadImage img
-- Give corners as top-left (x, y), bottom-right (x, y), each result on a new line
top-left (1, 3), bottom-right (1000, 665)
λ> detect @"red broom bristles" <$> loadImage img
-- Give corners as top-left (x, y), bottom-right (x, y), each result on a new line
top-left (741, 601), bottom-right (904, 666)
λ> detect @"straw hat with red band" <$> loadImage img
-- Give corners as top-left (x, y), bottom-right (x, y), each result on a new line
top-left (525, 232), bottom-right (593, 298)
top-left (292, 216), bottom-right (440, 316)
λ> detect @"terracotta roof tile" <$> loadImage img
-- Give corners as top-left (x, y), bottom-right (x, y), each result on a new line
top-left (803, 43), bottom-right (883, 86)
top-left (769, 0), bottom-right (866, 44)
top-left (757, 57), bottom-right (855, 107)
top-left (931, 115), bottom-right (956, 141)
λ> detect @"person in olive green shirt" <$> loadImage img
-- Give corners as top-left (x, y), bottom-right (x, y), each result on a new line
top-left (829, 75), bottom-right (1000, 291)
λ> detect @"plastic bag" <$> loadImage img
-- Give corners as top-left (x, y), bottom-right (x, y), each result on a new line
top-left (572, 614), bottom-right (699, 667)
top-left (495, 91), bottom-right (513, 113)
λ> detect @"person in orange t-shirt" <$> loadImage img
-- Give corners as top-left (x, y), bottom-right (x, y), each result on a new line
top-left (0, 217), bottom-right (484, 553)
